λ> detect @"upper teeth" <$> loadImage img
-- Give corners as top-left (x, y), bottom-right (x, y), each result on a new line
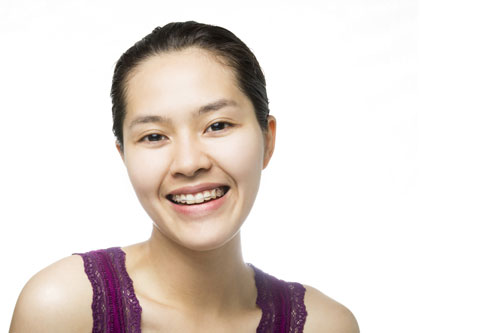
top-left (171, 187), bottom-right (225, 205)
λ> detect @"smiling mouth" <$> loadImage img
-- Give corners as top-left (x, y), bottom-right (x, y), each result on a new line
top-left (166, 186), bottom-right (230, 205)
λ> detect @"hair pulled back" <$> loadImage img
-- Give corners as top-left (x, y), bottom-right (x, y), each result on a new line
top-left (111, 21), bottom-right (269, 150)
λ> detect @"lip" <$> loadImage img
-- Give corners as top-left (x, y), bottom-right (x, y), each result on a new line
top-left (168, 183), bottom-right (228, 196)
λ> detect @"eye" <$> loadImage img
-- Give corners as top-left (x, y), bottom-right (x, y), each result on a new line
top-left (206, 122), bottom-right (232, 133)
top-left (139, 133), bottom-right (167, 143)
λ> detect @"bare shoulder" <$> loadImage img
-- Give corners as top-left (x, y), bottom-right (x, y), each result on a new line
top-left (302, 284), bottom-right (359, 333)
top-left (10, 255), bottom-right (92, 333)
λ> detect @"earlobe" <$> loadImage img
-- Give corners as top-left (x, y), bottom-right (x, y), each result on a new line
top-left (115, 141), bottom-right (125, 162)
top-left (263, 115), bottom-right (276, 169)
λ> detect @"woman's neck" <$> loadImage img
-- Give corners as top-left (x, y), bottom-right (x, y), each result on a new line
top-left (125, 226), bottom-right (257, 316)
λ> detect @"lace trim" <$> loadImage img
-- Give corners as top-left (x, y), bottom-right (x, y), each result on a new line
top-left (76, 249), bottom-right (106, 332)
top-left (112, 247), bottom-right (142, 332)
top-left (75, 247), bottom-right (142, 333)
top-left (250, 264), bottom-right (308, 333)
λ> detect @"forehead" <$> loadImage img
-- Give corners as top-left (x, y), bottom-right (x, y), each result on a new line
top-left (123, 48), bottom-right (247, 118)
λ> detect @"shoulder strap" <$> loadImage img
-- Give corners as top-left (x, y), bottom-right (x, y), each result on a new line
top-left (75, 247), bottom-right (142, 333)
top-left (250, 264), bottom-right (308, 333)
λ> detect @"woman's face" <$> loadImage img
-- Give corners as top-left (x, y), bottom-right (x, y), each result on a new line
top-left (120, 47), bottom-right (275, 251)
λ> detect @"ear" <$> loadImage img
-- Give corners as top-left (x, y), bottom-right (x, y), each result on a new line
top-left (263, 115), bottom-right (276, 169)
top-left (115, 141), bottom-right (125, 162)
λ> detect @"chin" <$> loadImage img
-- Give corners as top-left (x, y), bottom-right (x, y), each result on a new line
top-left (178, 232), bottom-right (240, 252)
top-left (158, 222), bottom-right (242, 253)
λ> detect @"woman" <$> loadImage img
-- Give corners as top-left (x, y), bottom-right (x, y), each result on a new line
top-left (10, 21), bottom-right (359, 332)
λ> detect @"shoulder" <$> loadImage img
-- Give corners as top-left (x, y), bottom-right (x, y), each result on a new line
top-left (302, 284), bottom-right (359, 333)
top-left (10, 254), bottom-right (92, 333)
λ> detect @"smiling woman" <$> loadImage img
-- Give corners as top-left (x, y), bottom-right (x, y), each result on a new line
top-left (10, 21), bottom-right (359, 333)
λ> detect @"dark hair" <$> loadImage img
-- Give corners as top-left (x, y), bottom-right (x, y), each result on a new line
top-left (111, 21), bottom-right (269, 150)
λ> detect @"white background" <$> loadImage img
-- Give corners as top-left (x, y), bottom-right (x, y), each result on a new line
top-left (1, 0), bottom-right (499, 332)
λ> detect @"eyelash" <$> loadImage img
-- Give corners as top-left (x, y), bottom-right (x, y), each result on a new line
top-left (206, 121), bottom-right (233, 133)
top-left (139, 133), bottom-right (167, 143)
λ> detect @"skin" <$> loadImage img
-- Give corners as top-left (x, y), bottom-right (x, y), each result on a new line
top-left (10, 47), bottom-right (359, 332)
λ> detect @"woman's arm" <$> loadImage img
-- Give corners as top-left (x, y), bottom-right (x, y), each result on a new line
top-left (10, 255), bottom-right (92, 333)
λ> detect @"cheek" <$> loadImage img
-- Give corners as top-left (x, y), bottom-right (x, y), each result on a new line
top-left (124, 149), bottom-right (167, 197)
top-left (210, 127), bottom-right (265, 190)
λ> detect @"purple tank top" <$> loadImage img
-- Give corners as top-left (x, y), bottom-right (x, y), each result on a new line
top-left (76, 247), bottom-right (307, 333)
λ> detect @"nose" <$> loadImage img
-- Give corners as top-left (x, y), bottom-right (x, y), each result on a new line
top-left (170, 135), bottom-right (212, 177)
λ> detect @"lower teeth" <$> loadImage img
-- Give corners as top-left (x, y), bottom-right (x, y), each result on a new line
top-left (186, 198), bottom-right (214, 205)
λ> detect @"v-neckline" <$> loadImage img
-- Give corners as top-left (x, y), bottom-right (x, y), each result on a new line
top-left (119, 248), bottom-right (266, 331)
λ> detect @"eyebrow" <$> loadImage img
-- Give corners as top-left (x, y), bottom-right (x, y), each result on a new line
top-left (129, 115), bottom-right (170, 129)
top-left (198, 99), bottom-right (237, 114)
top-left (128, 99), bottom-right (238, 129)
